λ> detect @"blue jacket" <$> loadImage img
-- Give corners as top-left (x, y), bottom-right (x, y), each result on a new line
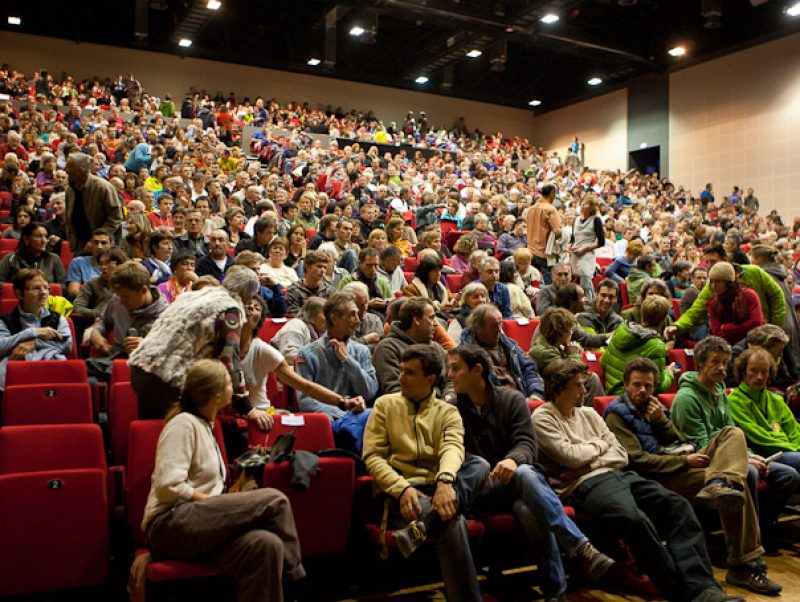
top-left (604, 394), bottom-right (660, 453)
top-left (460, 327), bottom-right (544, 398)
top-left (605, 255), bottom-right (635, 284)
top-left (487, 282), bottom-right (513, 319)
top-left (124, 143), bottom-right (152, 173)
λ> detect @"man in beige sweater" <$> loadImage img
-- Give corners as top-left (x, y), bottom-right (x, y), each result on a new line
top-left (532, 358), bottom-right (743, 602)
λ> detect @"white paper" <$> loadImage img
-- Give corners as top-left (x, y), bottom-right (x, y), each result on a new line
top-left (515, 318), bottom-right (530, 326)
top-left (271, 317), bottom-right (288, 323)
top-left (685, 349), bottom-right (694, 356)
top-left (585, 352), bottom-right (597, 362)
top-left (281, 415), bottom-right (305, 426)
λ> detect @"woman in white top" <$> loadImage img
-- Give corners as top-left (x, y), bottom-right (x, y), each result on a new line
top-left (270, 296), bottom-right (327, 364)
top-left (260, 237), bottom-right (299, 289)
top-left (140, 359), bottom-right (305, 602)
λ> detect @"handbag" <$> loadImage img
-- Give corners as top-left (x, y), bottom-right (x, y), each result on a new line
top-left (229, 432), bottom-right (296, 492)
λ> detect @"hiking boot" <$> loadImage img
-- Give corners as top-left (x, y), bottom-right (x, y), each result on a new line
top-left (572, 540), bottom-right (615, 581)
top-left (695, 482), bottom-right (745, 511)
top-left (391, 520), bottom-right (427, 559)
top-left (726, 563), bottom-right (782, 596)
top-left (691, 587), bottom-right (745, 602)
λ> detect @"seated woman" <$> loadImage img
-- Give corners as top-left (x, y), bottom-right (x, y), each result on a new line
top-left (140, 359), bottom-right (305, 601)
top-left (261, 238), bottom-right (299, 289)
top-left (708, 261), bottom-right (764, 346)
top-left (449, 234), bottom-right (478, 274)
top-left (728, 347), bottom-right (800, 472)
top-left (158, 252), bottom-right (197, 304)
top-left (446, 281), bottom-right (488, 343)
top-left (471, 212), bottom-right (496, 251)
top-left (121, 213), bottom-right (152, 260)
top-left (0, 268), bottom-right (72, 389)
top-left (602, 295), bottom-right (677, 396)
top-left (223, 207), bottom-right (250, 250)
top-left (499, 261), bottom-right (533, 319)
top-left (270, 296), bottom-right (327, 365)
top-left (2, 205), bottom-right (35, 240)
top-left (605, 238), bottom-right (644, 284)
top-left (284, 224), bottom-right (307, 273)
top-left (528, 307), bottom-right (604, 404)
top-left (402, 253), bottom-right (453, 313)
top-left (141, 232), bottom-right (174, 285)
top-left (386, 216), bottom-right (413, 258)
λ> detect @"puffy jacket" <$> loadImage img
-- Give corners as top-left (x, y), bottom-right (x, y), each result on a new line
top-left (600, 321), bottom-right (673, 395)
top-left (671, 372), bottom-right (735, 450)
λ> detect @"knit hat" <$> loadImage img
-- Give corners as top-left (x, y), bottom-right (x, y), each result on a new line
top-left (709, 261), bottom-right (736, 282)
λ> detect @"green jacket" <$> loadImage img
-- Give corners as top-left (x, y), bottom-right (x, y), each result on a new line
top-left (671, 372), bottom-right (735, 450)
top-left (600, 321), bottom-right (673, 395)
top-left (728, 382), bottom-right (800, 455)
top-left (528, 338), bottom-right (580, 373)
top-left (337, 272), bottom-right (393, 299)
top-left (625, 268), bottom-right (651, 305)
top-left (674, 264), bottom-right (786, 334)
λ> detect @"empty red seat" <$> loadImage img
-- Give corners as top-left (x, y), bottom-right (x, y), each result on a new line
top-left (502, 318), bottom-right (541, 352)
top-left (6, 359), bottom-right (88, 387)
top-left (2, 383), bottom-right (93, 425)
top-left (582, 351), bottom-right (605, 391)
top-left (657, 393), bottom-right (675, 409)
top-left (247, 412), bottom-right (334, 450)
top-left (109, 382), bottom-right (139, 465)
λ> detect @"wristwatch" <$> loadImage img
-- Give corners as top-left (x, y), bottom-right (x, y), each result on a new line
top-left (338, 397), bottom-right (349, 411)
top-left (436, 472), bottom-right (455, 485)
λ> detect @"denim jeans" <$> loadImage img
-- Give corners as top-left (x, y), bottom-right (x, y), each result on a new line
top-left (532, 255), bottom-right (552, 285)
top-left (338, 249), bottom-right (357, 273)
top-left (474, 464), bottom-right (587, 597)
top-left (746, 460), bottom-right (800, 534)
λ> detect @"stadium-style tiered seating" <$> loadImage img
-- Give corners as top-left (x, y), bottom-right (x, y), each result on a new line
top-left (2, 383), bottom-right (93, 425)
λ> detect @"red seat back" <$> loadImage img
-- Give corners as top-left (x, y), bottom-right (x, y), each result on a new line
top-left (5, 359), bottom-right (87, 387)
top-left (247, 413), bottom-right (334, 451)
top-left (403, 271), bottom-right (414, 284)
top-left (0, 424), bottom-right (106, 475)
top-left (109, 382), bottom-right (139, 465)
top-left (126, 420), bottom-right (164, 547)
top-left (111, 359), bottom-right (131, 385)
top-left (2, 384), bottom-right (93, 425)
top-left (445, 273), bottom-right (464, 293)
top-left (619, 281), bottom-right (630, 306)
top-left (0, 239), bottom-right (17, 254)
top-left (258, 317), bottom-right (288, 342)
top-left (403, 257), bottom-right (419, 272)
top-left (657, 394), bottom-right (675, 409)
top-left (672, 298), bottom-right (681, 319)
top-left (527, 399), bottom-right (545, 414)
top-left (593, 395), bottom-right (616, 416)
top-left (582, 351), bottom-right (605, 390)
top-left (668, 348), bottom-right (695, 373)
top-left (1, 282), bottom-right (62, 298)
top-left (502, 319), bottom-right (540, 352)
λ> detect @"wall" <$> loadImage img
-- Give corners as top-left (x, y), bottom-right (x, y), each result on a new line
top-left (531, 89), bottom-right (628, 171)
top-left (0, 31), bottom-right (534, 139)
top-left (627, 73), bottom-right (669, 175)
top-left (669, 32), bottom-right (800, 217)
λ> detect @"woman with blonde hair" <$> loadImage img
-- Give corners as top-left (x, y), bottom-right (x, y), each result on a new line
top-left (121, 212), bottom-right (153, 259)
top-left (386, 216), bottom-right (413, 258)
top-left (450, 234), bottom-right (478, 274)
top-left (367, 228), bottom-right (388, 252)
top-left (140, 359), bottom-right (305, 602)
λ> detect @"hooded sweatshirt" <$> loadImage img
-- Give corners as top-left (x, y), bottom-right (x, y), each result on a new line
top-left (600, 321), bottom-right (673, 395)
top-left (670, 372), bottom-right (735, 450)
top-left (728, 382), bottom-right (800, 455)
top-left (625, 267), bottom-right (651, 305)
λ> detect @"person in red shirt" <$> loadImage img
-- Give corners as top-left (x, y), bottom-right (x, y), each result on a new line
top-left (147, 194), bottom-right (175, 232)
top-left (708, 262), bottom-right (764, 345)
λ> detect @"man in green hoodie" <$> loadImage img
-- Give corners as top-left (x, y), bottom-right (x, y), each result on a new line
top-left (665, 245), bottom-right (786, 342)
top-left (671, 336), bottom-right (800, 549)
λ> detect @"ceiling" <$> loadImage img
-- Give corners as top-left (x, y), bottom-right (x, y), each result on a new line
top-left (3, 0), bottom-right (800, 112)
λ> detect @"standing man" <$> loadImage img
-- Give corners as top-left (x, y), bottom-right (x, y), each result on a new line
top-left (363, 345), bottom-right (489, 602)
top-left (527, 184), bottom-right (562, 285)
top-left (65, 153), bottom-right (123, 255)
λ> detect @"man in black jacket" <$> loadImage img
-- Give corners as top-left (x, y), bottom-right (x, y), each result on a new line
top-left (449, 345), bottom-right (614, 602)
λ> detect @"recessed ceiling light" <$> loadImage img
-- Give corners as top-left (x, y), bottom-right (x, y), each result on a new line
top-left (178, 38), bottom-right (192, 47)
top-left (540, 13), bottom-right (559, 24)
top-left (349, 26), bottom-right (365, 36)
top-left (587, 77), bottom-right (603, 86)
top-left (528, 99), bottom-right (542, 107)
top-left (206, 0), bottom-right (221, 9)
top-left (7, 16), bottom-right (21, 25)
top-left (307, 58), bottom-right (321, 66)
top-left (788, 2), bottom-right (800, 16)
top-left (415, 75), bottom-right (429, 84)
top-left (668, 46), bottom-right (686, 57)
top-left (466, 49), bottom-right (482, 58)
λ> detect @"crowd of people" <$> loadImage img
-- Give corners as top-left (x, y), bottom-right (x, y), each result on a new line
top-left (2, 65), bottom-right (800, 602)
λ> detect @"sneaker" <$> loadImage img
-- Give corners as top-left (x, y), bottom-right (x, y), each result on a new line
top-left (691, 587), bottom-right (745, 602)
top-left (391, 520), bottom-right (427, 559)
top-left (695, 482), bottom-right (745, 511)
top-left (572, 541), bottom-right (615, 581)
top-left (726, 563), bottom-right (782, 596)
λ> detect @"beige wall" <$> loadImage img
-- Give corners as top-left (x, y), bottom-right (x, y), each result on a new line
top-left (531, 89), bottom-right (628, 171)
top-left (670, 32), bottom-right (800, 217)
top-left (0, 31), bottom-right (534, 139)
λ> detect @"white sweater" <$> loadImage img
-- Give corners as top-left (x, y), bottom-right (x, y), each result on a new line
top-left (142, 412), bottom-right (226, 530)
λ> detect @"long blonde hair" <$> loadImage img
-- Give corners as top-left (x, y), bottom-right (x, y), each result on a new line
top-left (166, 359), bottom-right (229, 421)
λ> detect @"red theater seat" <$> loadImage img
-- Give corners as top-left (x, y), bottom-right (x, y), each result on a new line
top-left (2, 383), bottom-right (93, 426)
top-left (503, 318), bottom-right (540, 352)
top-left (247, 412), bottom-right (334, 451)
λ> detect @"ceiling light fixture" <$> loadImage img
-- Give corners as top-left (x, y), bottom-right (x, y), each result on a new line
top-left (7, 16), bottom-right (21, 25)
top-left (349, 26), bottom-right (365, 36)
top-left (587, 77), bottom-right (603, 86)
top-left (415, 75), bottom-right (429, 84)
top-left (307, 58), bottom-right (321, 66)
top-left (466, 49), bottom-right (482, 58)
top-left (788, 2), bottom-right (800, 16)
top-left (668, 46), bottom-right (686, 57)
top-left (178, 38), bottom-right (192, 47)
top-left (540, 14), bottom-right (559, 24)
top-left (207, 0), bottom-right (221, 9)
top-left (528, 100), bottom-right (542, 107)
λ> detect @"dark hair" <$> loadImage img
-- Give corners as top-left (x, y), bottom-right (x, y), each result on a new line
top-left (703, 244), bottom-right (727, 260)
top-left (541, 184), bottom-right (557, 198)
top-left (623, 357), bottom-right (660, 384)
top-left (11, 205), bottom-right (36, 230)
top-left (358, 247), bottom-right (379, 263)
top-left (448, 344), bottom-right (494, 383)
top-left (170, 250), bottom-right (196, 271)
top-left (672, 260), bottom-right (692, 275)
top-left (415, 255), bottom-right (443, 283)
top-left (540, 307), bottom-right (576, 344)
top-left (542, 359), bottom-right (587, 402)
top-left (380, 245), bottom-right (402, 261)
top-left (636, 255), bottom-right (656, 271)
top-left (746, 324), bottom-right (790, 348)
top-left (694, 335), bottom-right (732, 369)
top-left (95, 246), bottom-right (128, 265)
top-left (398, 297), bottom-right (435, 330)
top-left (18, 221), bottom-right (47, 253)
top-left (595, 278), bottom-right (618, 295)
top-left (734, 346), bottom-right (777, 384)
top-left (690, 266), bottom-right (708, 277)
top-left (254, 216), bottom-right (277, 235)
top-left (554, 283), bottom-right (582, 311)
top-left (247, 295), bottom-right (268, 336)
top-left (148, 231), bottom-right (173, 255)
top-left (401, 343), bottom-right (443, 378)
top-left (499, 261), bottom-right (517, 284)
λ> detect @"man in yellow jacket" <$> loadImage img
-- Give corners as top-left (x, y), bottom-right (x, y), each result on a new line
top-left (363, 344), bottom-right (489, 602)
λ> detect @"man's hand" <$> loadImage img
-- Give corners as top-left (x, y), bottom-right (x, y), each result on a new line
top-left (90, 330), bottom-right (113, 355)
top-left (399, 487), bottom-right (425, 522)
top-left (36, 327), bottom-right (61, 341)
top-left (749, 454), bottom-right (770, 477)
top-left (489, 458), bottom-right (518, 486)
top-left (345, 396), bottom-right (366, 413)
top-left (664, 326), bottom-right (678, 341)
top-left (330, 338), bottom-right (348, 362)
top-left (247, 409), bottom-right (274, 432)
top-left (685, 453), bottom-right (710, 468)
top-left (10, 340), bottom-right (35, 360)
top-left (431, 481), bottom-right (458, 521)
top-left (644, 398), bottom-right (665, 421)
top-left (368, 297), bottom-right (387, 310)
top-left (362, 332), bottom-right (381, 345)
top-left (123, 336), bottom-right (144, 354)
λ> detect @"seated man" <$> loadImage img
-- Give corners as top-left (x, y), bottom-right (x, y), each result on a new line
top-left (340, 281), bottom-right (383, 350)
top-left (378, 245), bottom-right (405, 295)
top-left (270, 296), bottom-right (327, 364)
top-left (605, 358), bottom-right (780, 595)
top-left (460, 303), bottom-right (544, 401)
top-left (338, 247), bottom-right (392, 313)
top-left (195, 230), bottom-right (234, 283)
top-left (73, 247), bottom-right (127, 322)
top-left (671, 336), bottom-right (800, 549)
top-left (87, 261), bottom-right (169, 359)
top-left (726, 324), bottom-right (795, 389)
top-left (295, 292), bottom-right (375, 422)
top-left (478, 257), bottom-right (513, 319)
top-left (65, 228), bottom-right (112, 298)
top-left (576, 278), bottom-right (623, 337)
top-left (172, 209), bottom-right (209, 258)
top-left (535, 263), bottom-right (572, 315)
top-left (0, 268), bottom-right (72, 389)
top-left (373, 297), bottom-right (451, 397)
top-left (533, 358), bottom-right (744, 602)
top-left (450, 345), bottom-right (614, 601)
top-left (363, 344), bottom-right (489, 602)
top-left (284, 250), bottom-right (335, 317)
